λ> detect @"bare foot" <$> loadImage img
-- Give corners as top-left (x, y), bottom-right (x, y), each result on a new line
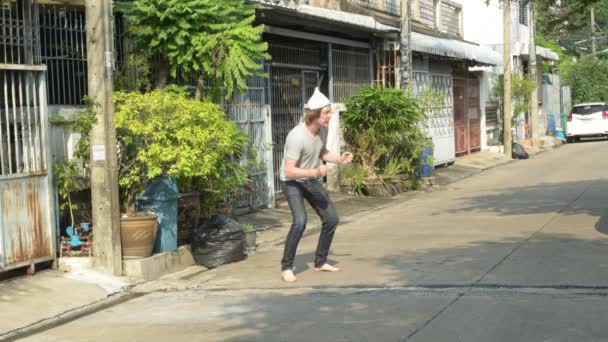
top-left (314, 264), bottom-right (341, 272)
top-left (281, 269), bottom-right (297, 282)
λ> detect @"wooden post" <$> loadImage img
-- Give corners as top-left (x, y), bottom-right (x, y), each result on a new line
top-left (529, 0), bottom-right (539, 147)
top-left (400, 0), bottom-right (412, 89)
top-left (504, 0), bottom-right (512, 158)
top-left (86, 0), bottom-right (122, 275)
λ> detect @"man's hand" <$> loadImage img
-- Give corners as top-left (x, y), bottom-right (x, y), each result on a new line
top-left (340, 152), bottom-right (353, 165)
top-left (317, 165), bottom-right (328, 177)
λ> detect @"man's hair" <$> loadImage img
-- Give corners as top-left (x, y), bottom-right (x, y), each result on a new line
top-left (304, 108), bottom-right (322, 125)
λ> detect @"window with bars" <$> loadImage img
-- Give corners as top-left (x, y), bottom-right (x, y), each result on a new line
top-left (39, 5), bottom-right (87, 106)
top-left (518, 1), bottom-right (528, 26)
top-left (417, 0), bottom-right (436, 27)
top-left (440, 1), bottom-right (461, 36)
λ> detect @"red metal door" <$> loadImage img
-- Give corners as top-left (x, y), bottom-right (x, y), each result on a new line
top-left (453, 78), bottom-right (467, 154)
top-left (467, 77), bottom-right (481, 151)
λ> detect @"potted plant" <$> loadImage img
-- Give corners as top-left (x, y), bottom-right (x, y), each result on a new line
top-left (114, 87), bottom-right (249, 257)
top-left (51, 99), bottom-right (97, 255)
top-left (341, 86), bottom-right (427, 197)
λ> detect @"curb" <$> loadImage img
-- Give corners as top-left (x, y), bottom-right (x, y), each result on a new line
top-left (0, 291), bottom-right (143, 342)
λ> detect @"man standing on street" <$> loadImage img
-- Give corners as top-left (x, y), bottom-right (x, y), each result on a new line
top-left (280, 87), bottom-right (353, 283)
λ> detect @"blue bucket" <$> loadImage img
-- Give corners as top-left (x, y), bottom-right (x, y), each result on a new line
top-left (416, 143), bottom-right (434, 178)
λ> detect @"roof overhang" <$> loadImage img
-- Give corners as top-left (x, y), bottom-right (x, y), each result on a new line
top-left (411, 32), bottom-right (503, 66)
top-left (521, 46), bottom-right (560, 61)
top-left (255, 1), bottom-right (400, 34)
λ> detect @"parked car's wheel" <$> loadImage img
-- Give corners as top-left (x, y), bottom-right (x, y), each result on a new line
top-left (567, 137), bottom-right (575, 143)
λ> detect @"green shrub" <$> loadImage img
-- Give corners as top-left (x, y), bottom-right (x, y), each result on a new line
top-left (342, 86), bottom-right (428, 194)
top-left (114, 89), bottom-right (249, 214)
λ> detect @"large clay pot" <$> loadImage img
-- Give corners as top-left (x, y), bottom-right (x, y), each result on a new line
top-left (120, 212), bottom-right (158, 258)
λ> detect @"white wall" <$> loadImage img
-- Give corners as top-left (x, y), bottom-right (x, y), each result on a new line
top-left (458, 0), bottom-right (530, 58)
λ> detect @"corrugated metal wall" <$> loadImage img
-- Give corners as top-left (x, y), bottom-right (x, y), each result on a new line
top-left (0, 0), bottom-right (55, 272)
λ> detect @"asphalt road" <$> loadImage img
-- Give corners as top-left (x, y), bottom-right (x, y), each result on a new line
top-left (20, 140), bottom-right (608, 342)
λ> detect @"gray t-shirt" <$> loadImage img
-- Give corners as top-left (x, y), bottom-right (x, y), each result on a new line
top-left (280, 123), bottom-right (328, 181)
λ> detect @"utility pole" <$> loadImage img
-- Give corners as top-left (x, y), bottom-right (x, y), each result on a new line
top-left (504, 0), bottom-right (512, 158)
top-left (399, 0), bottom-right (412, 89)
top-left (86, 0), bottom-right (122, 275)
top-left (529, 0), bottom-right (539, 147)
top-left (591, 6), bottom-right (597, 59)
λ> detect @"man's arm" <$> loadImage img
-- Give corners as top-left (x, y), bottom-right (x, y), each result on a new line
top-left (284, 159), bottom-right (327, 180)
top-left (320, 147), bottom-right (341, 164)
top-left (320, 147), bottom-right (353, 165)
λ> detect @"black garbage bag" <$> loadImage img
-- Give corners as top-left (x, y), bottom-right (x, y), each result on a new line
top-left (192, 213), bottom-right (246, 268)
top-left (512, 142), bottom-right (530, 160)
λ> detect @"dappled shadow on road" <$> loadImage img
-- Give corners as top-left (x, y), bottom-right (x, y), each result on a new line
top-left (595, 210), bottom-right (608, 235)
top-left (214, 289), bottom-right (446, 342)
top-left (213, 231), bottom-right (608, 342)
top-left (448, 180), bottom-right (608, 229)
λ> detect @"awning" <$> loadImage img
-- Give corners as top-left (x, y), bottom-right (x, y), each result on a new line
top-left (515, 41), bottom-right (560, 61)
top-left (296, 5), bottom-right (399, 33)
top-left (411, 32), bottom-right (503, 66)
top-left (255, 0), bottom-right (400, 33)
top-left (524, 46), bottom-right (560, 61)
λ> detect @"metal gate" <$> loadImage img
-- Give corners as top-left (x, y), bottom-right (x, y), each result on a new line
top-left (413, 71), bottom-right (455, 165)
top-left (270, 66), bottom-right (319, 192)
top-left (0, 0), bottom-right (55, 272)
top-left (267, 37), bottom-right (325, 193)
top-left (224, 75), bottom-right (274, 212)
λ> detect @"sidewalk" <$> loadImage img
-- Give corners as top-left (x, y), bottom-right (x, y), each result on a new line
top-left (0, 144), bottom-right (559, 341)
top-left (0, 258), bottom-right (132, 341)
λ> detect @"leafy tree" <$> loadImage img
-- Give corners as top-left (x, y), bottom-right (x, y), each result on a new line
top-left (536, 0), bottom-right (608, 58)
top-left (492, 72), bottom-right (536, 131)
top-left (568, 57), bottom-right (608, 103)
top-left (122, 0), bottom-right (270, 100)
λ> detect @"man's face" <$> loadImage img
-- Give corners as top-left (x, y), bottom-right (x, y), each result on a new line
top-left (317, 105), bottom-right (332, 127)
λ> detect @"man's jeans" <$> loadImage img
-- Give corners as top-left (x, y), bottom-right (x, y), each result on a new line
top-left (281, 179), bottom-right (339, 271)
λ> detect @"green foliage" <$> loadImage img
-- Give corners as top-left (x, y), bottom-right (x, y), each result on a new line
top-left (536, 37), bottom-right (573, 81)
top-left (50, 99), bottom-right (98, 228)
top-left (53, 161), bottom-right (81, 228)
top-left (569, 57), bottom-right (608, 103)
top-left (342, 86), bottom-right (428, 195)
top-left (492, 72), bottom-right (537, 128)
top-left (341, 164), bottom-right (370, 196)
top-left (242, 224), bottom-right (256, 232)
top-left (415, 85), bottom-right (446, 117)
top-left (71, 97), bottom-right (99, 161)
top-left (114, 89), bottom-right (250, 214)
top-left (536, 0), bottom-right (608, 62)
top-left (114, 52), bottom-right (153, 93)
top-left (122, 0), bottom-right (270, 98)
top-left (379, 157), bottom-right (407, 193)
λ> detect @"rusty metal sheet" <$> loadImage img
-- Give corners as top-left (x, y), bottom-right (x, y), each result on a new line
top-left (0, 175), bottom-right (52, 268)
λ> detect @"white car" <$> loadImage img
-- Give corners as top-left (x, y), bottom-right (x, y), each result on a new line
top-left (566, 102), bottom-right (608, 143)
